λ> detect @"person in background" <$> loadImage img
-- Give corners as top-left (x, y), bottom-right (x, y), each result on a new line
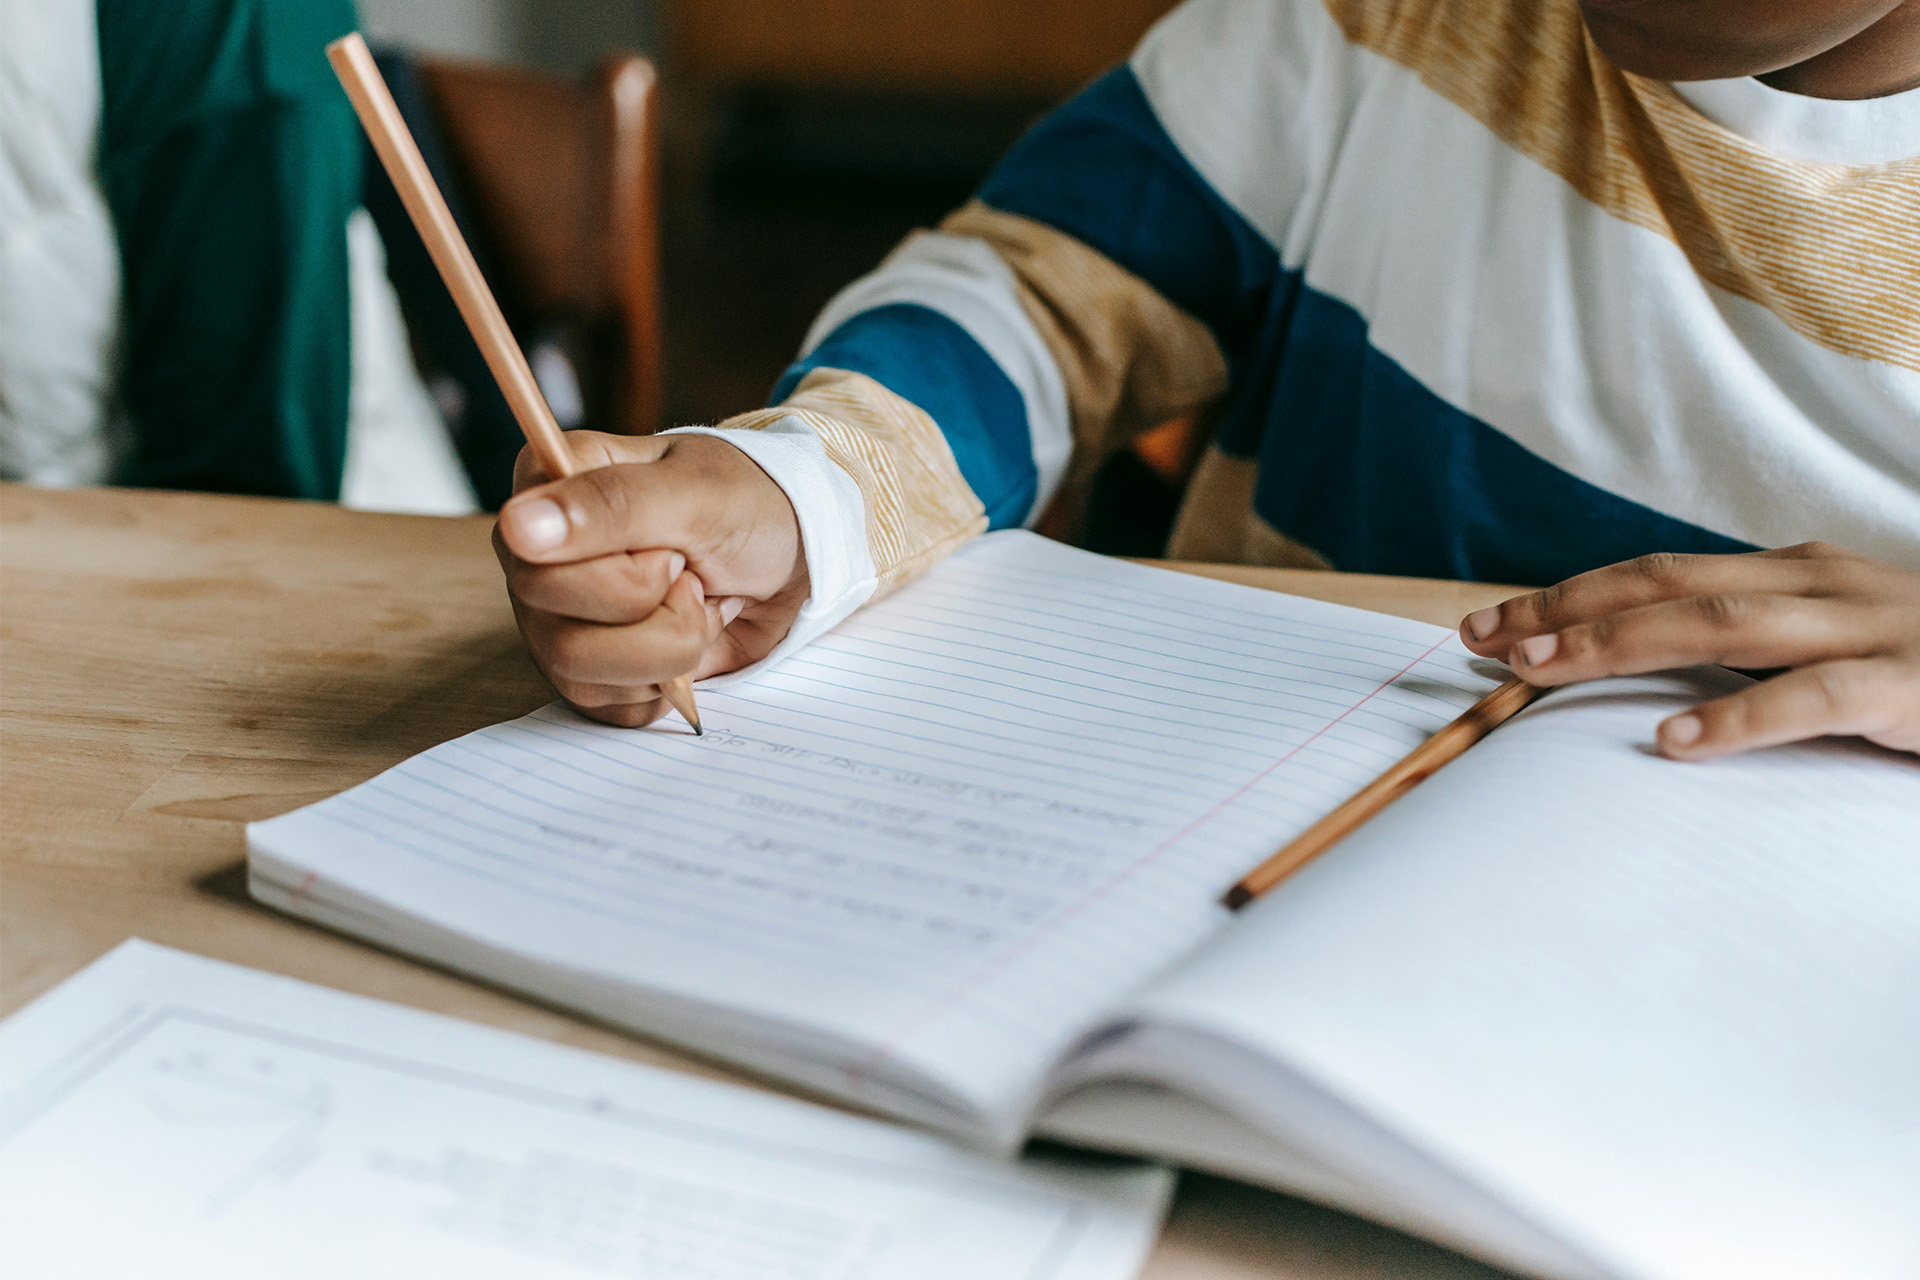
top-left (0, 0), bottom-right (489, 512)
top-left (494, 0), bottom-right (1920, 758)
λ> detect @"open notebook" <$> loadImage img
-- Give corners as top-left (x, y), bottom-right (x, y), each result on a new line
top-left (249, 531), bottom-right (1920, 1280)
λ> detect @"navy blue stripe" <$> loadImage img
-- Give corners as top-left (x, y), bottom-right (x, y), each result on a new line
top-left (780, 65), bottom-right (1751, 584)
top-left (976, 67), bottom-right (1281, 376)
top-left (772, 304), bottom-right (1038, 529)
top-left (1251, 283), bottom-right (1756, 584)
top-left (972, 63), bottom-right (1751, 583)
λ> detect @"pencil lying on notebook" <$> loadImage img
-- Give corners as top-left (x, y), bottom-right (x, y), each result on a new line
top-left (326, 33), bottom-right (703, 735)
top-left (1223, 676), bottom-right (1544, 910)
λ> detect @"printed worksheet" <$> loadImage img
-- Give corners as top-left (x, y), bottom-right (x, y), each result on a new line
top-left (0, 942), bottom-right (1172, 1280)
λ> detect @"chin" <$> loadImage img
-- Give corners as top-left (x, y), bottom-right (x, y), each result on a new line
top-left (1577, 4), bottom-right (1774, 80)
top-left (1574, 0), bottom-right (1892, 81)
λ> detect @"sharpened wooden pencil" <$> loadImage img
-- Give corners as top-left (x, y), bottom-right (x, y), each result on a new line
top-left (327, 33), bottom-right (702, 735)
top-left (1222, 676), bottom-right (1543, 909)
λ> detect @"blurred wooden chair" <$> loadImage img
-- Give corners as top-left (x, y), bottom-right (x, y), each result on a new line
top-left (416, 53), bottom-right (663, 437)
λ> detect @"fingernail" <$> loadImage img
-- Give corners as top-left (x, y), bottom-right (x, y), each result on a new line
top-left (719, 596), bottom-right (745, 625)
top-left (508, 497), bottom-right (568, 551)
top-left (683, 572), bottom-right (705, 606)
top-left (1463, 608), bottom-right (1499, 641)
top-left (1662, 714), bottom-right (1703, 747)
top-left (1515, 633), bottom-right (1558, 667)
top-left (666, 551), bottom-right (686, 581)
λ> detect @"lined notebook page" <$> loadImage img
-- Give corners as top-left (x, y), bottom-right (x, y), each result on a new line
top-left (249, 532), bottom-right (1500, 1140)
top-left (1117, 670), bottom-right (1920, 1280)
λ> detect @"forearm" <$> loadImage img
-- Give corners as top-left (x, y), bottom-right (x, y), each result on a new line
top-left (685, 60), bottom-right (1274, 661)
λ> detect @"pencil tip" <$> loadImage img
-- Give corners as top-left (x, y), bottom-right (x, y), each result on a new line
top-left (1221, 886), bottom-right (1252, 911)
top-left (691, 720), bottom-right (704, 736)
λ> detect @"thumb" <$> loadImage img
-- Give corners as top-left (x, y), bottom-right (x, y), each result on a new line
top-left (499, 458), bottom-right (706, 564)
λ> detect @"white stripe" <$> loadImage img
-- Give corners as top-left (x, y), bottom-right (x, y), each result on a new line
top-left (1134, 2), bottom-right (1920, 567)
top-left (1672, 77), bottom-right (1920, 167)
top-left (664, 421), bottom-right (877, 682)
top-left (802, 232), bottom-right (1073, 526)
top-left (1131, 0), bottom-right (1354, 271)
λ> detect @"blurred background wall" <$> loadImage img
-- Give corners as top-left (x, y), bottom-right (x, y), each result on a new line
top-left (356, 0), bottom-right (654, 75)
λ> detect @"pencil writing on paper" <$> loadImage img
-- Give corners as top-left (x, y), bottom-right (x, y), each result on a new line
top-left (324, 33), bottom-right (702, 734)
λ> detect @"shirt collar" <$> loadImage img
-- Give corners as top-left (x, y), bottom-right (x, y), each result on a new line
top-left (1670, 75), bottom-right (1920, 165)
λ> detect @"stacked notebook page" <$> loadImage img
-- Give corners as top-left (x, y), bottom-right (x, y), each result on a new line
top-left (249, 531), bottom-right (1920, 1280)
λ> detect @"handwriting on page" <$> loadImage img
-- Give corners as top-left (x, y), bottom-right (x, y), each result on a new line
top-left (266, 533), bottom-right (1501, 1105)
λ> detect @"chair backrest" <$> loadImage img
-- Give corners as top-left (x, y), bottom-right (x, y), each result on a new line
top-left (416, 54), bottom-right (662, 436)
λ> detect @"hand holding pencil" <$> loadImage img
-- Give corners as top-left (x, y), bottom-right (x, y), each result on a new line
top-left (493, 430), bottom-right (810, 728)
top-left (329, 34), bottom-right (806, 730)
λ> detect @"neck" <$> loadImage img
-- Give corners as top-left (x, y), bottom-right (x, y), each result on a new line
top-left (1760, 0), bottom-right (1920, 98)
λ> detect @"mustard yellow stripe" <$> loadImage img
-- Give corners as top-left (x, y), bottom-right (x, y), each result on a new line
top-left (717, 368), bottom-right (986, 594)
top-left (936, 202), bottom-right (1228, 539)
top-left (937, 205), bottom-right (1229, 448)
top-left (1324, 0), bottom-right (1920, 373)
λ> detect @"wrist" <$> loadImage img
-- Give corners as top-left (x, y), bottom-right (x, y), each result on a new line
top-left (661, 421), bottom-right (878, 663)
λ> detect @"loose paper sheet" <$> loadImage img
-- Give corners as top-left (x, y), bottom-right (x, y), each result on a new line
top-left (0, 942), bottom-right (1171, 1280)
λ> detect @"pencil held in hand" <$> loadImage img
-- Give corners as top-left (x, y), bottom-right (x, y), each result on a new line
top-left (326, 33), bottom-right (702, 734)
top-left (1223, 676), bottom-right (1544, 909)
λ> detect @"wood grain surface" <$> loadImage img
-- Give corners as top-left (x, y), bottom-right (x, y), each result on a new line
top-left (0, 483), bottom-right (1520, 1280)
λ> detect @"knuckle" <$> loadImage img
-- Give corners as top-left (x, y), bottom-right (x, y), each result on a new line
top-left (1708, 691), bottom-right (1761, 741)
top-left (1574, 615), bottom-right (1617, 655)
top-left (616, 551), bottom-right (673, 604)
top-left (574, 466), bottom-right (636, 534)
top-left (1808, 663), bottom-right (1863, 718)
top-left (542, 627), bottom-right (599, 682)
top-left (1518, 583), bottom-right (1561, 625)
top-left (1632, 551), bottom-right (1693, 589)
top-left (1492, 586), bottom-right (1558, 638)
top-left (1693, 593), bottom-right (1751, 629)
top-left (1813, 555), bottom-right (1878, 596)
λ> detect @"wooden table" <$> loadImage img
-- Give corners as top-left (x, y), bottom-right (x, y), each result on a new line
top-left (0, 484), bottom-right (1519, 1280)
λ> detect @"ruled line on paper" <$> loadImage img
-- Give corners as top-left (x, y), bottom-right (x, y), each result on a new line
top-left (254, 532), bottom-right (1502, 1093)
top-left (318, 545), bottom-right (1466, 974)
top-left (849, 631), bottom-right (1461, 1077)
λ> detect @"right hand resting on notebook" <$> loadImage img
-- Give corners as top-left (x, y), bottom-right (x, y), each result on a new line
top-left (493, 432), bottom-right (809, 727)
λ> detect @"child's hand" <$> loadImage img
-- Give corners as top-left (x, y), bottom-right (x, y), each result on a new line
top-left (1459, 543), bottom-right (1920, 759)
top-left (493, 432), bottom-right (808, 727)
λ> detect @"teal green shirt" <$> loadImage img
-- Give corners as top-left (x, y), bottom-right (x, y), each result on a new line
top-left (97, 0), bottom-right (360, 498)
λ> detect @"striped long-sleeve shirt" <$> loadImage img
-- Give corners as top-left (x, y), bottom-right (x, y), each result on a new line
top-left (669, 0), bottom-right (1920, 669)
